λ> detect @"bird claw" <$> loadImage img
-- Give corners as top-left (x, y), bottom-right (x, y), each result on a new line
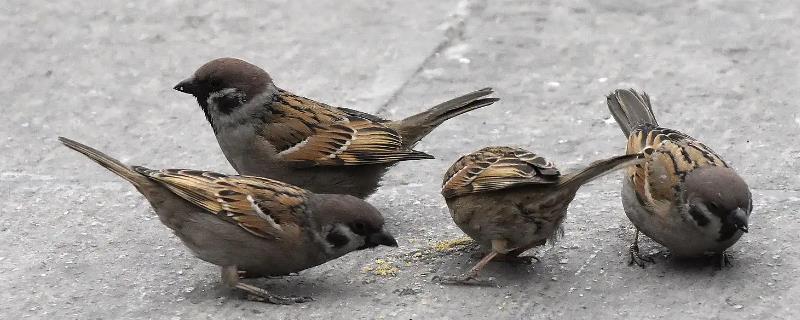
top-left (246, 293), bottom-right (313, 305)
top-left (628, 243), bottom-right (655, 268)
top-left (714, 252), bottom-right (733, 270)
top-left (470, 252), bottom-right (539, 265)
top-left (490, 254), bottom-right (540, 265)
top-left (500, 255), bottom-right (540, 265)
top-left (433, 274), bottom-right (497, 287)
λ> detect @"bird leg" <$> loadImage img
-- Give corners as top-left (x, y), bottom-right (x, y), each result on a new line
top-left (715, 252), bottom-right (733, 269)
top-left (493, 253), bottom-right (540, 265)
top-left (493, 239), bottom-right (546, 264)
top-left (628, 229), bottom-right (655, 268)
top-left (221, 266), bottom-right (312, 304)
top-left (437, 251), bottom-right (499, 286)
top-left (437, 239), bottom-right (510, 286)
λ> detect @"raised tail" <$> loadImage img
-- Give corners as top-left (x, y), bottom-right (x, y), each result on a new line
top-left (388, 87), bottom-right (499, 147)
top-left (58, 137), bottom-right (151, 187)
top-left (606, 89), bottom-right (658, 137)
top-left (559, 153), bottom-right (645, 189)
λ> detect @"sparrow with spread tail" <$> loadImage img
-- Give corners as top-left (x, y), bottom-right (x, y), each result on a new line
top-left (173, 58), bottom-right (499, 198)
top-left (606, 89), bottom-right (752, 267)
top-left (59, 137), bottom-right (397, 304)
top-left (438, 146), bottom-right (643, 284)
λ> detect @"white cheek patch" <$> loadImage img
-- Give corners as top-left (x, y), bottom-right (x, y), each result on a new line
top-left (208, 87), bottom-right (239, 98)
top-left (693, 204), bottom-right (723, 238)
top-left (207, 90), bottom-right (272, 134)
top-left (321, 224), bottom-right (365, 256)
top-left (206, 88), bottom-right (245, 125)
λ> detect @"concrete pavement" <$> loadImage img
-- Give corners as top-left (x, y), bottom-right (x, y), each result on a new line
top-left (1, 0), bottom-right (798, 318)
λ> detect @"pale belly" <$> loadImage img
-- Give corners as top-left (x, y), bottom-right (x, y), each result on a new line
top-left (621, 179), bottom-right (743, 256)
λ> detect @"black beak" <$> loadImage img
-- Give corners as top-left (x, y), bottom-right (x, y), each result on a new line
top-left (728, 208), bottom-right (749, 233)
top-left (365, 230), bottom-right (398, 248)
top-left (173, 77), bottom-right (198, 95)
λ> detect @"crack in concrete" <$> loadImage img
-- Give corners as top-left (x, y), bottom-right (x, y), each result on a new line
top-left (374, 0), bottom-right (488, 116)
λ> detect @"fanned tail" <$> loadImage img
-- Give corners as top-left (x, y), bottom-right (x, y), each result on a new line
top-left (389, 88), bottom-right (499, 146)
top-left (606, 89), bottom-right (658, 137)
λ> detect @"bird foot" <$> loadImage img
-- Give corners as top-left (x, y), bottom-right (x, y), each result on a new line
top-left (433, 274), bottom-right (497, 287)
top-left (245, 293), bottom-right (313, 305)
top-left (714, 252), bottom-right (733, 270)
top-left (493, 254), bottom-right (540, 265)
top-left (235, 282), bottom-right (312, 305)
top-left (469, 252), bottom-right (538, 265)
top-left (628, 243), bottom-right (655, 268)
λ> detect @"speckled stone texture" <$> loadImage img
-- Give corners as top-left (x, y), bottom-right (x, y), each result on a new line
top-left (1, 0), bottom-right (798, 318)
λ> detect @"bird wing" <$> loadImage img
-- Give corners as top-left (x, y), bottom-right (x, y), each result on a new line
top-left (441, 146), bottom-right (561, 198)
top-left (259, 90), bottom-right (433, 166)
top-left (336, 106), bottom-right (390, 123)
top-left (625, 125), bottom-right (729, 209)
top-left (134, 168), bottom-right (310, 240)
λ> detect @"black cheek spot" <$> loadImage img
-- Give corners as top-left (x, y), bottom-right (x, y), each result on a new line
top-left (717, 223), bottom-right (738, 242)
top-left (326, 231), bottom-right (349, 248)
top-left (688, 206), bottom-right (710, 227)
top-left (216, 95), bottom-right (244, 114)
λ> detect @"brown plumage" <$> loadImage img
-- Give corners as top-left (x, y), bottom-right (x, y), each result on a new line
top-left (59, 137), bottom-right (397, 304)
top-left (174, 58), bottom-right (499, 198)
top-left (439, 146), bottom-right (643, 284)
top-left (607, 89), bottom-right (752, 267)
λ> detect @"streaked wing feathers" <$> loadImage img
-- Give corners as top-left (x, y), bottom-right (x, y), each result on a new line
top-left (625, 125), bottom-right (728, 206)
top-left (441, 146), bottom-right (560, 198)
top-left (263, 90), bottom-right (433, 166)
top-left (133, 167), bottom-right (309, 239)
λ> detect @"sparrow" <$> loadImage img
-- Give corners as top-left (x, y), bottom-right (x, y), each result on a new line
top-left (173, 57), bottom-right (499, 198)
top-left (438, 146), bottom-right (643, 284)
top-left (59, 137), bottom-right (397, 304)
top-left (606, 89), bottom-right (752, 267)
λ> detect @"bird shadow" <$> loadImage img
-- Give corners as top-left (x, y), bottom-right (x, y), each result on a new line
top-left (179, 273), bottom-right (339, 306)
top-left (633, 246), bottom-right (748, 275)
top-left (405, 242), bottom-right (555, 287)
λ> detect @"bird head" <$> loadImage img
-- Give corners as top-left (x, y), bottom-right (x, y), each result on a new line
top-left (312, 194), bottom-right (398, 258)
top-left (174, 58), bottom-right (273, 126)
top-left (684, 166), bottom-right (752, 242)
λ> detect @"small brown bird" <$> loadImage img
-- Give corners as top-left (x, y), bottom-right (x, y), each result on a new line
top-left (439, 146), bottom-right (643, 284)
top-left (173, 58), bottom-right (499, 198)
top-left (59, 137), bottom-right (397, 304)
top-left (606, 89), bottom-right (752, 267)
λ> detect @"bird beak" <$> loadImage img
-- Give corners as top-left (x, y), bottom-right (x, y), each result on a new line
top-left (728, 208), bottom-right (749, 233)
top-left (366, 230), bottom-right (398, 248)
top-left (173, 77), bottom-right (198, 95)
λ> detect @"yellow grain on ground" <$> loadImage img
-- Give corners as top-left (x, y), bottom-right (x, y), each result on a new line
top-left (433, 237), bottom-right (474, 252)
top-left (362, 259), bottom-right (399, 277)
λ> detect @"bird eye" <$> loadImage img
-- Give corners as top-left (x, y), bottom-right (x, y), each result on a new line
top-left (707, 202), bottom-right (718, 211)
top-left (351, 222), bottom-right (368, 235)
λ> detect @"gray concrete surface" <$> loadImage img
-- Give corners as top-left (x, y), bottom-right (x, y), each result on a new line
top-left (2, 0), bottom-right (799, 318)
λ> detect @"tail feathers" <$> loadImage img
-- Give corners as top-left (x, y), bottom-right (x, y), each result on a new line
top-left (606, 89), bottom-right (658, 137)
top-left (389, 88), bottom-right (499, 146)
top-left (559, 153), bottom-right (645, 189)
top-left (58, 137), bottom-right (150, 187)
